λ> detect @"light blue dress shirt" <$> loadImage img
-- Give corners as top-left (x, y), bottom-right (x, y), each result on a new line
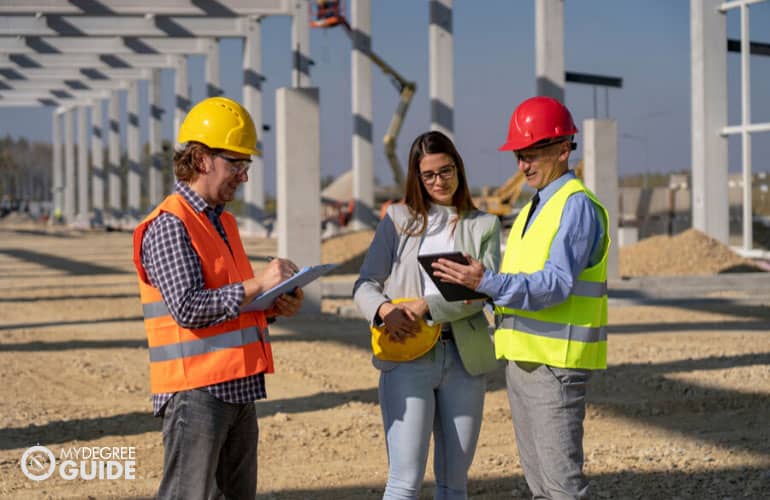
top-left (477, 171), bottom-right (605, 312)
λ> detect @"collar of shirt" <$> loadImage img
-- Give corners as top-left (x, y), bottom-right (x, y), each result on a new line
top-left (535, 170), bottom-right (577, 206)
top-left (175, 180), bottom-right (225, 216)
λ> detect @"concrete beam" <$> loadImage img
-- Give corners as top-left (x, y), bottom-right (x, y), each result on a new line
top-left (291, 1), bottom-right (311, 87)
top-left (0, 88), bottom-right (111, 100)
top-left (691, 0), bottom-right (728, 244)
top-left (0, 0), bottom-right (291, 16)
top-left (77, 104), bottom-right (89, 224)
top-left (126, 79), bottom-right (141, 219)
top-left (0, 36), bottom-right (215, 55)
top-left (63, 106), bottom-right (75, 220)
top-left (0, 52), bottom-right (174, 68)
top-left (1, 78), bottom-right (130, 91)
top-left (107, 90), bottom-right (121, 219)
top-left (582, 119), bottom-right (619, 281)
top-left (0, 15), bottom-right (248, 38)
top-left (429, 0), bottom-right (454, 138)
top-left (535, 0), bottom-right (565, 101)
top-left (276, 87), bottom-right (321, 314)
top-left (52, 108), bottom-right (63, 218)
top-left (0, 66), bottom-right (152, 80)
top-left (0, 98), bottom-right (60, 106)
top-left (91, 99), bottom-right (105, 224)
top-left (148, 69), bottom-right (164, 206)
top-left (351, 0), bottom-right (375, 230)
top-left (242, 16), bottom-right (269, 236)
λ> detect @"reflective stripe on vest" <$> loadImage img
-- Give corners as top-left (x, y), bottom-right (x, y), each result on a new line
top-left (494, 178), bottom-right (610, 369)
top-left (499, 315), bottom-right (606, 343)
top-left (143, 300), bottom-right (169, 319)
top-left (149, 325), bottom-right (269, 362)
top-left (133, 193), bottom-right (274, 393)
top-left (571, 279), bottom-right (607, 298)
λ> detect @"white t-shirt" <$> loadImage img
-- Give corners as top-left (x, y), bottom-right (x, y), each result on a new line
top-left (418, 203), bottom-right (457, 297)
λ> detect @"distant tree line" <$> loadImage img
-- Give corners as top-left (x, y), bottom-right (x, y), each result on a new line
top-left (0, 135), bottom-right (177, 209)
top-left (0, 135), bottom-right (52, 201)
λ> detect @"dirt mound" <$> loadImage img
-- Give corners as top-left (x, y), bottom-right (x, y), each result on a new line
top-left (321, 229), bottom-right (375, 274)
top-left (619, 228), bottom-right (762, 277)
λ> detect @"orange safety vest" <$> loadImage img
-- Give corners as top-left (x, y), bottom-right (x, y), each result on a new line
top-left (132, 193), bottom-right (274, 394)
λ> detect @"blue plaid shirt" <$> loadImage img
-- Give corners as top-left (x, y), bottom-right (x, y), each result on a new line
top-left (141, 181), bottom-right (266, 416)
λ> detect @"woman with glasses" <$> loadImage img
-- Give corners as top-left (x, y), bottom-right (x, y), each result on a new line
top-left (354, 130), bottom-right (501, 499)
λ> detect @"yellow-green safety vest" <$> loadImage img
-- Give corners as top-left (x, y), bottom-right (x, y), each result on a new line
top-left (494, 178), bottom-right (609, 369)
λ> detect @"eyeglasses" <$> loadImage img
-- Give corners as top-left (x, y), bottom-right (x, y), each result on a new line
top-left (214, 153), bottom-right (251, 175)
top-left (420, 164), bottom-right (456, 184)
top-left (515, 140), bottom-right (573, 164)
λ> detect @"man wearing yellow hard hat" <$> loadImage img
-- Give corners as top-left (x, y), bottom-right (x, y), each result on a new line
top-left (132, 96), bottom-right (303, 498)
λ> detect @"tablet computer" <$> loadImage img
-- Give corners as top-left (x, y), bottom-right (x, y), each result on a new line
top-left (417, 251), bottom-right (489, 302)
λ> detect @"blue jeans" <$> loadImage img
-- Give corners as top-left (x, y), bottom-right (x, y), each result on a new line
top-left (379, 339), bottom-right (486, 500)
top-left (157, 389), bottom-right (259, 500)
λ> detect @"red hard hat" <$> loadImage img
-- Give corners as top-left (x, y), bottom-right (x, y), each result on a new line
top-left (499, 96), bottom-right (578, 151)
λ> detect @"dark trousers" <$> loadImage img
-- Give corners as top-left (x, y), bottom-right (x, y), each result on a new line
top-left (157, 389), bottom-right (259, 500)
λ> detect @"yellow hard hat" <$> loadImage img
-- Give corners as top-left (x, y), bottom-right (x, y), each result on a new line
top-left (177, 96), bottom-right (260, 156)
top-left (370, 298), bottom-right (441, 362)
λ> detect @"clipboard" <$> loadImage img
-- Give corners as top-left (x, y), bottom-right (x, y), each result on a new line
top-left (242, 263), bottom-right (339, 312)
top-left (417, 252), bottom-right (489, 302)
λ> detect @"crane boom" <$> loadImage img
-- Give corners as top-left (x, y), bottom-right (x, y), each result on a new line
top-left (312, 5), bottom-right (416, 191)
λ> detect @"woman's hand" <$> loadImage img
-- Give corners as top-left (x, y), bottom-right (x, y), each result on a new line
top-left (398, 298), bottom-right (429, 319)
top-left (378, 302), bottom-right (421, 343)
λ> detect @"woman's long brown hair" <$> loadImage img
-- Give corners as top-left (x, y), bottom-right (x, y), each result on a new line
top-left (402, 131), bottom-right (476, 236)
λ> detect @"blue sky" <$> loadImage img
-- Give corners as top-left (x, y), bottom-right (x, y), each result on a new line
top-left (1, 0), bottom-right (769, 194)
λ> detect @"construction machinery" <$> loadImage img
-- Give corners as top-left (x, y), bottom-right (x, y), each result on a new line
top-left (474, 171), bottom-right (526, 217)
top-left (311, 0), bottom-right (416, 191)
top-left (474, 160), bottom-right (585, 219)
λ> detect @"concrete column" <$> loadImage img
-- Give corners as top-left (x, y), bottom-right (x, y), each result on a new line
top-left (276, 87), bottom-right (321, 314)
top-left (63, 107), bottom-right (75, 221)
top-left (691, 0), bottom-right (728, 244)
top-left (429, 0), bottom-right (454, 138)
top-left (242, 17), bottom-right (269, 236)
top-left (582, 119), bottom-right (619, 281)
top-left (351, 0), bottom-right (375, 229)
top-left (535, 0), bottom-right (565, 102)
top-left (51, 108), bottom-right (63, 221)
top-left (204, 39), bottom-right (223, 97)
top-left (149, 69), bottom-right (164, 205)
top-left (90, 99), bottom-right (104, 225)
top-left (127, 79), bottom-right (141, 219)
top-left (291, 1), bottom-right (312, 87)
top-left (77, 105), bottom-right (89, 224)
top-left (108, 90), bottom-right (122, 219)
top-left (173, 55), bottom-right (190, 142)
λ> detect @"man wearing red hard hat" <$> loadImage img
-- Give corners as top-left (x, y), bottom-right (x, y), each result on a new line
top-left (433, 96), bottom-right (609, 499)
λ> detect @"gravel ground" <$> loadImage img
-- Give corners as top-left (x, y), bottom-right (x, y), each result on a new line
top-left (0, 222), bottom-right (768, 499)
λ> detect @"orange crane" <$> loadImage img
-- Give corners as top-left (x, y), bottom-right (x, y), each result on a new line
top-left (311, 0), bottom-right (416, 191)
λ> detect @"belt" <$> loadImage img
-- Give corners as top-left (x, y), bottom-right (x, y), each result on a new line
top-left (440, 325), bottom-right (454, 342)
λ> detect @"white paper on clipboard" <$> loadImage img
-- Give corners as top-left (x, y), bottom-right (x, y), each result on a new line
top-left (242, 263), bottom-right (339, 312)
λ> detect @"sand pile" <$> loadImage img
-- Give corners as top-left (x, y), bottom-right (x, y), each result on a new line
top-left (619, 228), bottom-right (761, 277)
top-left (321, 229), bottom-right (375, 274)
top-left (321, 227), bottom-right (764, 278)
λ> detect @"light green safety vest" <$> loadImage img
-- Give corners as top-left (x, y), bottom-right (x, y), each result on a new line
top-left (494, 178), bottom-right (609, 369)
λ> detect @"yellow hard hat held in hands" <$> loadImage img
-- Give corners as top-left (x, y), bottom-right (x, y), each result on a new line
top-left (371, 298), bottom-right (440, 362)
